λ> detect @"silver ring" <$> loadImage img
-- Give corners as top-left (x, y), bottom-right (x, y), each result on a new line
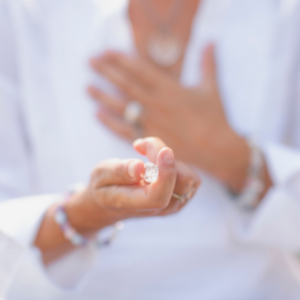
top-left (124, 101), bottom-right (143, 124)
top-left (172, 188), bottom-right (196, 204)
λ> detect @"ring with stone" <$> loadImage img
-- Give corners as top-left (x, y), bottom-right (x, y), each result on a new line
top-left (124, 101), bottom-right (143, 124)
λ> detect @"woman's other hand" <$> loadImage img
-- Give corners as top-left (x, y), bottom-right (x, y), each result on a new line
top-left (35, 138), bottom-right (200, 262)
top-left (88, 45), bottom-right (250, 191)
top-left (66, 137), bottom-right (200, 232)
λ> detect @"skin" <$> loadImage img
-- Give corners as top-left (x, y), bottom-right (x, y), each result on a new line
top-left (129, 0), bottom-right (201, 77)
top-left (35, 138), bottom-right (200, 263)
top-left (87, 0), bottom-right (273, 194)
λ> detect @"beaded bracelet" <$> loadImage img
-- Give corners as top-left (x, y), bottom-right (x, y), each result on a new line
top-left (231, 138), bottom-right (265, 210)
top-left (54, 193), bottom-right (124, 248)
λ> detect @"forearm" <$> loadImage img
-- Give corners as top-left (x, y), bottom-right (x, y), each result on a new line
top-left (194, 129), bottom-right (273, 201)
top-left (220, 133), bottom-right (273, 199)
top-left (34, 189), bottom-right (103, 264)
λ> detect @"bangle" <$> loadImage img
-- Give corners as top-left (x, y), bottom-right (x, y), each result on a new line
top-left (54, 192), bottom-right (124, 247)
top-left (231, 138), bottom-right (265, 210)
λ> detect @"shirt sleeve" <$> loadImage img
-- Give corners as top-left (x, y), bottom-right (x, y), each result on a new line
top-left (231, 1), bottom-right (300, 254)
top-left (0, 0), bottom-right (34, 201)
top-left (0, 194), bottom-right (98, 299)
top-left (0, 1), bottom-right (98, 296)
top-left (232, 144), bottom-right (300, 253)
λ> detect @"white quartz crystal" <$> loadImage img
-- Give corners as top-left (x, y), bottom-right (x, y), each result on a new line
top-left (144, 162), bottom-right (159, 183)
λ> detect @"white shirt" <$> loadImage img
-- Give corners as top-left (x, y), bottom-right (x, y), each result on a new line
top-left (1, 0), bottom-right (300, 299)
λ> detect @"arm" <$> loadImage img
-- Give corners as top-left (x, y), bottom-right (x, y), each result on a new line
top-left (88, 46), bottom-right (272, 197)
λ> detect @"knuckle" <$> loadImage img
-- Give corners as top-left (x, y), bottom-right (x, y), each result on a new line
top-left (176, 172), bottom-right (191, 189)
top-left (90, 159), bottom-right (121, 186)
top-left (177, 171), bottom-right (190, 184)
top-left (119, 79), bottom-right (133, 94)
top-left (125, 85), bottom-right (136, 97)
top-left (115, 161), bottom-right (127, 179)
top-left (90, 166), bottom-right (105, 187)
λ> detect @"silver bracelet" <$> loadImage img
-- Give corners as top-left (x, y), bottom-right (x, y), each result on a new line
top-left (231, 138), bottom-right (265, 210)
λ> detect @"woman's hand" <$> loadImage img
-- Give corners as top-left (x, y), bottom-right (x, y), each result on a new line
top-left (88, 45), bottom-right (250, 191)
top-left (35, 138), bottom-right (200, 263)
top-left (66, 137), bottom-right (200, 232)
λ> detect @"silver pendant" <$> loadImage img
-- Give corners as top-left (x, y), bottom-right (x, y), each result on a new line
top-left (147, 31), bottom-right (182, 67)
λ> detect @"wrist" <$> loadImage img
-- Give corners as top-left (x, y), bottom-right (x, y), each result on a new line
top-left (64, 188), bottom-right (113, 234)
top-left (217, 132), bottom-right (273, 204)
top-left (213, 130), bottom-right (250, 192)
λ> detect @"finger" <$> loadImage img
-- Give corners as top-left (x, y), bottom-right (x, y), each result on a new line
top-left (201, 44), bottom-right (218, 88)
top-left (95, 148), bottom-right (176, 211)
top-left (91, 159), bottom-right (145, 189)
top-left (90, 58), bottom-right (148, 104)
top-left (133, 137), bottom-right (166, 163)
top-left (87, 86), bottom-right (127, 115)
top-left (173, 162), bottom-right (200, 196)
top-left (145, 147), bottom-right (177, 209)
top-left (158, 196), bottom-right (183, 216)
top-left (160, 163), bottom-right (200, 214)
top-left (102, 52), bottom-right (166, 90)
top-left (133, 195), bottom-right (182, 217)
top-left (134, 139), bottom-right (201, 203)
top-left (97, 108), bottom-right (135, 140)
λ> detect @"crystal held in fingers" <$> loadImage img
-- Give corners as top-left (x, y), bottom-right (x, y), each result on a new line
top-left (144, 162), bottom-right (159, 183)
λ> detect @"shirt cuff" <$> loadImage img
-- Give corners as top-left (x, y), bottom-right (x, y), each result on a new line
top-left (233, 187), bottom-right (300, 252)
top-left (0, 194), bottom-right (61, 247)
top-left (0, 194), bottom-right (98, 292)
top-left (0, 231), bottom-right (25, 297)
top-left (263, 142), bottom-right (300, 186)
top-left (231, 142), bottom-right (300, 253)
top-left (5, 248), bottom-right (86, 299)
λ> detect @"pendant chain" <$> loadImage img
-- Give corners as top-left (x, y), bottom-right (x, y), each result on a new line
top-left (139, 0), bottom-right (188, 32)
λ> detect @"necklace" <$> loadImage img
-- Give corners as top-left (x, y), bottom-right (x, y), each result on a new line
top-left (139, 0), bottom-right (188, 67)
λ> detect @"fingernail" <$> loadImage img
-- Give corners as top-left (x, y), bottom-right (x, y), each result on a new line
top-left (162, 149), bottom-right (174, 164)
top-left (128, 161), bottom-right (137, 178)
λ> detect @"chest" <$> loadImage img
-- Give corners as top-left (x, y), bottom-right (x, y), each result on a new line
top-left (19, 0), bottom-right (278, 192)
top-left (129, 0), bottom-right (201, 77)
top-left (50, 0), bottom-right (278, 135)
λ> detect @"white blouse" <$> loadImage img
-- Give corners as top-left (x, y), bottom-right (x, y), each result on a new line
top-left (1, 0), bottom-right (300, 299)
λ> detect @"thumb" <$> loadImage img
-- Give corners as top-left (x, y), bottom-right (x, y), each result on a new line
top-left (146, 147), bottom-right (177, 208)
top-left (201, 44), bottom-right (217, 88)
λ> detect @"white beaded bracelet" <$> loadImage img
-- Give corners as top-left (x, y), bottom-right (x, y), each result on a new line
top-left (231, 138), bottom-right (265, 210)
top-left (54, 192), bottom-right (124, 247)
